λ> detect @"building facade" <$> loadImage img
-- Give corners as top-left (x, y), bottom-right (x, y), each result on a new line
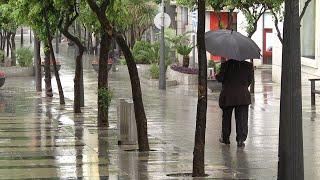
top-left (272, 0), bottom-right (317, 83)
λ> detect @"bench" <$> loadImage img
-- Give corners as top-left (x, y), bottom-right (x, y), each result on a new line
top-left (309, 78), bottom-right (320, 106)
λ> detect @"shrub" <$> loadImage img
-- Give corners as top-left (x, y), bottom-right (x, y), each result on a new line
top-left (132, 41), bottom-right (153, 64)
top-left (16, 48), bottom-right (33, 67)
top-left (208, 60), bottom-right (215, 68)
top-left (119, 58), bottom-right (127, 65)
top-left (98, 87), bottom-right (113, 113)
top-left (176, 44), bottom-right (193, 57)
top-left (149, 64), bottom-right (160, 79)
top-left (168, 31), bottom-right (194, 57)
top-left (0, 50), bottom-right (4, 62)
top-left (171, 64), bottom-right (198, 74)
top-left (214, 62), bottom-right (221, 74)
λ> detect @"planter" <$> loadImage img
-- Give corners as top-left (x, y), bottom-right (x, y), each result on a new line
top-left (166, 67), bottom-right (198, 85)
top-left (207, 79), bottom-right (222, 92)
top-left (41, 64), bottom-right (61, 72)
top-left (0, 77), bottom-right (5, 87)
top-left (0, 67), bottom-right (34, 77)
top-left (92, 63), bottom-right (112, 73)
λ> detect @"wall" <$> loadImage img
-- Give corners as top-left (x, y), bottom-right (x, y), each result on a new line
top-left (272, 0), bottom-right (319, 84)
top-left (238, 12), bottom-right (262, 66)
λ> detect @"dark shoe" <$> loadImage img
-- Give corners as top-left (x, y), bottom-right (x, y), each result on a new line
top-left (237, 141), bottom-right (245, 148)
top-left (219, 138), bottom-right (230, 145)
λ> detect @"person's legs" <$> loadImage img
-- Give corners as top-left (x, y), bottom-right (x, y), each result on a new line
top-left (235, 105), bottom-right (249, 144)
top-left (221, 106), bottom-right (233, 143)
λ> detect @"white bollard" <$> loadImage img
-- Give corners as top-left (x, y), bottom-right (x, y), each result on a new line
top-left (118, 98), bottom-right (138, 145)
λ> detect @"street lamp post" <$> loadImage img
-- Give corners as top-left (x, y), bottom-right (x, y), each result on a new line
top-left (159, 0), bottom-right (166, 90)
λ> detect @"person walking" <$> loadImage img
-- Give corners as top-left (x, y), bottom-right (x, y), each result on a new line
top-left (215, 59), bottom-right (253, 147)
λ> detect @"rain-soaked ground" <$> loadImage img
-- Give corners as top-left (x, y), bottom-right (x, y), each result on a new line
top-left (1, 40), bottom-right (320, 179)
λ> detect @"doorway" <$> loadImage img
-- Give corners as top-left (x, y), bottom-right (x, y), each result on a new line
top-left (263, 28), bottom-right (273, 64)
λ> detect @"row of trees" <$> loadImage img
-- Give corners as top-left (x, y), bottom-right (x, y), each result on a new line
top-left (0, 0), bottom-right (310, 178)
top-left (0, 0), bottom-right (158, 151)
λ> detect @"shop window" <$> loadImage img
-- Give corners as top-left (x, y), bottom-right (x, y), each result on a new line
top-left (300, 0), bottom-right (315, 59)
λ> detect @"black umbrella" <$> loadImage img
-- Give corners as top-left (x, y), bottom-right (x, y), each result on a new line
top-left (205, 29), bottom-right (261, 61)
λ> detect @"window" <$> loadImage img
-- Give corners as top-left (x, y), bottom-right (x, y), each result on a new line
top-left (300, 0), bottom-right (315, 59)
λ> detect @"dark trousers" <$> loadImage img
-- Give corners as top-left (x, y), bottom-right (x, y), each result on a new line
top-left (221, 105), bottom-right (248, 142)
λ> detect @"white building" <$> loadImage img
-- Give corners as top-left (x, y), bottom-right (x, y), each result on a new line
top-left (272, 0), bottom-right (317, 83)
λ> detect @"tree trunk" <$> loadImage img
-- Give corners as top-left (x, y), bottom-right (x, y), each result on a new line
top-left (192, 0), bottom-right (207, 177)
top-left (250, 59), bottom-right (255, 93)
top-left (74, 46), bottom-right (84, 113)
top-left (55, 32), bottom-right (59, 54)
top-left (98, 32), bottom-right (110, 127)
top-left (87, 31), bottom-right (92, 53)
top-left (248, 31), bottom-right (255, 93)
top-left (34, 36), bottom-right (41, 92)
top-left (76, 22), bottom-right (84, 107)
top-left (10, 32), bottom-right (16, 66)
top-left (44, 42), bottom-right (53, 97)
top-left (130, 25), bottom-right (135, 48)
top-left (83, 26), bottom-right (87, 48)
top-left (48, 38), bottom-right (65, 105)
top-left (116, 34), bottom-right (150, 151)
top-left (1, 31), bottom-right (6, 50)
top-left (59, 13), bottom-right (86, 113)
top-left (44, 12), bottom-right (65, 105)
top-left (278, 0), bottom-right (304, 179)
top-left (6, 33), bottom-right (10, 57)
top-left (20, 28), bottom-right (23, 46)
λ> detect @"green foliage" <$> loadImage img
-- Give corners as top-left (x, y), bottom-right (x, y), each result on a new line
top-left (119, 58), bottom-right (127, 65)
top-left (149, 63), bottom-right (159, 79)
top-left (77, 1), bottom-right (101, 34)
top-left (107, 0), bottom-right (157, 34)
top-left (16, 48), bottom-right (33, 67)
top-left (0, 50), bottom-right (4, 62)
top-left (133, 41), bottom-right (153, 64)
top-left (176, 45), bottom-right (193, 57)
top-left (168, 32), bottom-right (194, 57)
top-left (208, 60), bottom-right (215, 68)
top-left (214, 62), bottom-right (221, 74)
top-left (98, 87), bottom-right (113, 113)
top-left (176, 0), bottom-right (197, 8)
top-left (133, 41), bottom-right (160, 64)
top-left (0, 2), bottom-right (19, 33)
top-left (164, 28), bottom-right (177, 50)
top-left (12, 0), bottom-right (60, 42)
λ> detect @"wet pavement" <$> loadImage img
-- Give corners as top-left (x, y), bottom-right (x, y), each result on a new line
top-left (0, 42), bottom-right (320, 179)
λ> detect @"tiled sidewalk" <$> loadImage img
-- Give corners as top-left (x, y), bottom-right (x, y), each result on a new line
top-left (0, 46), bottom-right (320, 179)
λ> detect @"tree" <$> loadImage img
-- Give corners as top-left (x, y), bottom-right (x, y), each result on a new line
top-left (12, 0), bottom-right (65, 104)
top-left (269, 0), bottom-right (313, 44)
top-left (0, 2), bottom-right (18, 66)
top-left (278, 0), bottom-right (304, 178)
top-left (85, 0), bottom-right (112, 127)
top-left (124, 0), bottom-right (157, 47)
top-left (56, 0), bottom-right (86, 113)
top-left (86, 0), bottom-right (150, 151)
top-left (192, 0), bottom-right (207, 177)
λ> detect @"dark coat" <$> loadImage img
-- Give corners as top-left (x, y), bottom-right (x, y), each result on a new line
top-left (215, 59), bottom-right (253, 108)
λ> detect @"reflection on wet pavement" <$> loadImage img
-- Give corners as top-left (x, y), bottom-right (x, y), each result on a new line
top-left (0, 43), bottom-right (320, 179)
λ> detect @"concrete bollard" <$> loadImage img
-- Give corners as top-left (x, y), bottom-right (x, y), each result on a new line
top-left (118, 98), bottom-right (138, 145)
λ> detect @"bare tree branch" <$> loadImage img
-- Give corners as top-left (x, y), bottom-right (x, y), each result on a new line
top-left (300, 0), bottom-right (312, 22)
top-left (271, 9), bottom-right (283, 44)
